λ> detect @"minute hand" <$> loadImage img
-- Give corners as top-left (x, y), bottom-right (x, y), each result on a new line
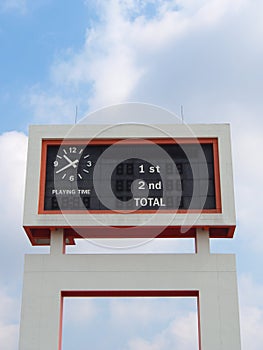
top-left (56, 159), bottom-right (79, 174)
top-left (63, 154), bottom-right (78, 168)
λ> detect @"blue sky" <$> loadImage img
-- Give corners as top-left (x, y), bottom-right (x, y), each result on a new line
top-left (0, 0), bottom-right (90, 131)
top-left (1, 0), bottom-right (263, 349)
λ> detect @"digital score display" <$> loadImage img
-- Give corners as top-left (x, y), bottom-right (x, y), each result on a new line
top-left (40, 139), bottom-right (220, 213)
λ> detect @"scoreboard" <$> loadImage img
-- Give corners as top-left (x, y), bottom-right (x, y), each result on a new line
top-left (23, 124), bottom-right (235, 245)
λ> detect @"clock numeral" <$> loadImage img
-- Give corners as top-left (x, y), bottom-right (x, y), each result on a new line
top-left (69, 175), bottom-right (75, 182)
top-left (87, 160), bottom-right (92, 167)
top-left (54, 160), bottom-right (59, 167)
top-left (69, 147), bottom-right (77, 153)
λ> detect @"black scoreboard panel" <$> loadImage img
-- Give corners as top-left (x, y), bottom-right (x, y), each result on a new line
top-left (43, 142), bottom-right (216, 212)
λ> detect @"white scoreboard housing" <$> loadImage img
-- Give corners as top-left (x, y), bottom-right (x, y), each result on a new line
top-left (23, 124), bottom-right (236, 245)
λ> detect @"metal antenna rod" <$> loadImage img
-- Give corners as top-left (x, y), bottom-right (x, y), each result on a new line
top-left (180, 105), bottom-right (184, 124)
top-left (75, 105), bottom-right (78, 124)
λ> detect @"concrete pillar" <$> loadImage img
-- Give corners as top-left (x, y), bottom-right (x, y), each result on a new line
top-left (50, 228), bottom-right (65, 255)
top-left (19, 229), bottom-right (65, 350)
top-left (198, 270), bottom-right (241, 349)
top-left (195, 228), bottom-right (210, 254)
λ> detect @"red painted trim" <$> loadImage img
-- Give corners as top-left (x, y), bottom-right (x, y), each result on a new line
top-left (41, 137), bottom-right (216, 146)
top-left (197, 294), bottom-right (202, 350)
top-left (212, 139), bottom-right (222, 212)
top-left (23, 225), bottom-right (236, 246)
top-left (40, 208), bottom-right (221, 215)
top-left (58, 294), bottom-right (63, 350)
top-left (38, 137), bottom-right (222, 214)
top-left (61, 290), bottom-right (199, 298)
top-left (38, 140), bottom-right (48, 214)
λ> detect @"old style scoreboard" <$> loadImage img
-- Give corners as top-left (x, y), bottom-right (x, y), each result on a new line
top-left (23, 124), bottom-right (236, 245)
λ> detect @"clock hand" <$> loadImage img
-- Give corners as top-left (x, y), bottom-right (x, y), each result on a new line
top-left (56, 159), bottom-right (79, 174)
top-left (63, 154), bottom-right (78, 168)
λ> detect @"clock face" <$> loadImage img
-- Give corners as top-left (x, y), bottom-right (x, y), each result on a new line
top-left (53, 145), bottom-right (93, 182)
top-left (44, 143), bottom-right (102, 211)
top-left (41, 140), bottom-right (219, 213)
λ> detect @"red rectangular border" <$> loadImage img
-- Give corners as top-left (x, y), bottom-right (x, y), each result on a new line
top-left (60, 290), bottom-right (201, 350)
top-left (38, 137), bottom-right (222, 215)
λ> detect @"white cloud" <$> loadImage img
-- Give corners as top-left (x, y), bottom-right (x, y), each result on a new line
top-left (127, 311), bottom-right (198, 350)
top-left (0, 324), bottom-right (19, 350)
top-left (190, 0), bottom-right (249, 26)
top-left (240, 306), bottom-right (263, 350)
top-left (26, 0), bottom-right (255, 121)
top-left (108, 297), bottom-right (198, 350)
top-left (25, 88), bottom-right (79, 124)
top-left (239, 275), bottom-right (263, 350)
top-left (0, 289), bottom-right (20, 350)
top-left (0, 131), bottom-right (27, 219)
top-left (63, 297), bottom-right (198, 349)
top-left (109, 297), bottom-right (196, 329)
top-left (230, 115), bottom-right (263, 251)
top-left (239, 275), bottom-right (263, 310)
top-left (68, 236), bottom-right (194, 254)
top-left (0, 131), bottom-right (31, 283)
top-left (63, 298), bottom-right (97, 325)
top-left (0, 289), bottom-right (19, 324)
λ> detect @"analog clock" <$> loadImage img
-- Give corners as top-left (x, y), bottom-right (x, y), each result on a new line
top-left (53, 145), bottom-right (93, 182)
top-left (43, 143), bottom-right (102, 211)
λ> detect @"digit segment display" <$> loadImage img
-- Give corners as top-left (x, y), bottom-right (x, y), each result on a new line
top-left (41, 139), bottom-right (220, 213)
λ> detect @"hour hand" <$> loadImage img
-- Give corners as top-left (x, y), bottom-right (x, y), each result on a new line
top-left (56, 159), bottom-right (79, 174)
top-left (63, 155), bottom-right (78, 168)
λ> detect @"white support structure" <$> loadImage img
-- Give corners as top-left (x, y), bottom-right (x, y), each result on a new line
top-left (195, 228), bottom-right (210, 254)
top-left (19, 123), bottom-right (241, 349)
top-left (23, 124), bottom-right (236, 244)
top-left (19, 231), bottom-right (241, 350)
top-left (50, 229), bottom-right (65, 256)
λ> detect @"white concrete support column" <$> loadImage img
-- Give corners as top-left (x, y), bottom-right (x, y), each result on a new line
top-left (195, 228), bottom-right (210, 254)
top-left (198, 271), bottom-right (241, 349)
top-left (19, 230), bottom-right (64, 350)
top-left (50, 228), bottom-right (65, 255)
top-left (19, 261), bottom-right (62, 350)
